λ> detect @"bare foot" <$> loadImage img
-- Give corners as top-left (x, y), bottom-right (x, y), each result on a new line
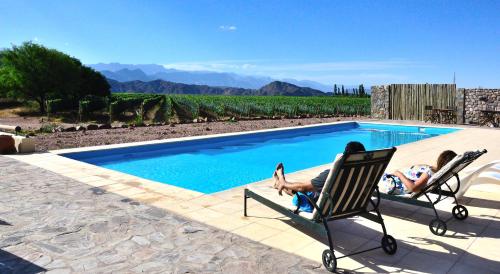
top-left (273, 163), bottom-right (284, 189)
top-left (275, 164), bottom-right (286, 196)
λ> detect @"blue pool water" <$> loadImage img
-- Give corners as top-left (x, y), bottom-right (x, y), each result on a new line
top-left (63, 122), bottom-right (459, 194)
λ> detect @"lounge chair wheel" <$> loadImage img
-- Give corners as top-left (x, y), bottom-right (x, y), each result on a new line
top-left (322, 249), bottom-right (337, 272)
top-left (452, 205), bottom-right (468, 220)
top-left (381, 235), bottom-right (397, 255)
top-left (429, 219), bottom-right (447, 236)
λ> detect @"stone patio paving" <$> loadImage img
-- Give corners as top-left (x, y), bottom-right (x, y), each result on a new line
top-left (0, 156), bottom-right (327, 273)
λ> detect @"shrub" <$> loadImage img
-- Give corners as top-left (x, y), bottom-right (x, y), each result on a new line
top-left (46, 99), bottom-right (76, 114)
top-left (141, 95), bottom-right (164, 121)
top-left (39, 123), bottom-right (58, 133)
top-left (109, 97), bottom-right (144, 122)
top-left (78, 95), bottom-right (109, 120)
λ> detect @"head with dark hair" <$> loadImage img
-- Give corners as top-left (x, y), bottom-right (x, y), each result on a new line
top-left (344, 141), bottom-right (366, 154)
top-left (436, 150), bottom-right (457, 171)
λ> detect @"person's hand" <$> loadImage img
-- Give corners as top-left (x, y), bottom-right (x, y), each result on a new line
top-left (392, 171), bottom-right (403, 179)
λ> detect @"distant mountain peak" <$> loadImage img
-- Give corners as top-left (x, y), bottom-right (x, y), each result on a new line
top-left (107, 78), bottom-right (327, 96)
top-left (258, 81), bottom-right (325, 96)
top-left (89, 63), bottom-right (334, 92)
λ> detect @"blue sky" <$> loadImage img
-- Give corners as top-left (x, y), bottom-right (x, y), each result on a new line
top-left (1, 0), bottom-right (499, 87)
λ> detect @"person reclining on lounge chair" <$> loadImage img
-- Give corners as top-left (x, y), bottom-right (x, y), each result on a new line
top-left (379, 150), bottom-right (457, 195)
top-left (273, 141), bottom-right (367, 199)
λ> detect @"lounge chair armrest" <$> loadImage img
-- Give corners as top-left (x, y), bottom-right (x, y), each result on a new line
top-left (297, 191), bottom-right (323, 214)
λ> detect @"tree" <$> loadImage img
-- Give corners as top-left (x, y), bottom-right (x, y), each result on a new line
top-left (79, 65), bottom-right (110, 99)
top-left (359, 84), bottom-right (365, 97)
top-left (333, 84), bottom-right (337, 95)
top-left (0, 42), bottom-right (110, 113)
top-left (341, 85), bottom-right (345, 95)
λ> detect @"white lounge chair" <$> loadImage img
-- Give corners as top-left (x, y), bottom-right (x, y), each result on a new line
top-left (453, 160), bottom-right (500, 198)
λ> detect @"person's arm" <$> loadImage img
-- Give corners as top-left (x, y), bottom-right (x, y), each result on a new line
top-left (393, 171), bottom-right (430, 193)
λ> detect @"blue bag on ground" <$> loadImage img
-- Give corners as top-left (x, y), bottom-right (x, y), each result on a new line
top-left (292, 192), bottom-right (317, 213)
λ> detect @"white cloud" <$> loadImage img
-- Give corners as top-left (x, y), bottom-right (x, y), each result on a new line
top-left (33, 37), bottom-right (39, 42)
top-left (219, 25), bottom-right (237, 31)
top-left (163, 59), bottom-right (421, 85)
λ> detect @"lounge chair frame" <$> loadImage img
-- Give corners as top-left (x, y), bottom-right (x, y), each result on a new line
top-left (377, 149), bottom-right (487, 236)
top-left (244, 148), bottom-right (398, 272)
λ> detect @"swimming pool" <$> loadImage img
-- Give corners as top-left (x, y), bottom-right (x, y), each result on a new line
top-left (62, 122), bottom-right (459, 194)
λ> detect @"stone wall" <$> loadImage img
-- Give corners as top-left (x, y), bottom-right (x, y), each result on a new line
top-left (370, 85), bottom-right (389, 119)
top-left (456, 89), bottom-right (465, 124)
top-left (370, 86), bottom-right (499, 125)
top-left (464, 89), bottom-right (500, 124)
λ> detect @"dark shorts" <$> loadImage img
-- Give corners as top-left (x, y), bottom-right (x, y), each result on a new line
top-left (311, 169), bottom-right (330, 192)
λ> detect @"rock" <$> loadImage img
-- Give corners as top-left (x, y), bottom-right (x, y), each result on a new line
top-left (0, 135), bottom-right (16, 154)
top-left (182, 226), bottom-right (204, 234)
top-left (52, 126), bottom-right (64, 133)
top-left (121, 124), bottom-right (129, 128)
top-left (76, 125), bottom-right (86, 131)
top-left (169, 123), bottom-right (175, 127)
top-left (87, 124), bottom-right (99, 130)
top-left (98, 124), bottom-right (112, 129)
top-left (131, 235), bottom-right (150, 246)
top-left (205, 127), bottom-right (211, 131)
top-left (64, 126), bottom-right (76, 132)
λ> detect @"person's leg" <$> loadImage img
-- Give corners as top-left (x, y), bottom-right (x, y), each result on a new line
top-left (275, 164), bottom-right (315, 196)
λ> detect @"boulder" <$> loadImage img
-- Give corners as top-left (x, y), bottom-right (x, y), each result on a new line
top-left (64, 126), bottom-right (76, 132)
top-left (52, 126), bottom-right (64, 133)
top-left (87, 124), bottom-right (99, 130)
top-left (76, 125), bottom-right (86, 131)
top-left (98, 124), bottom-right (112, 129)
top-left (0, 135), bottom-right (17, 154)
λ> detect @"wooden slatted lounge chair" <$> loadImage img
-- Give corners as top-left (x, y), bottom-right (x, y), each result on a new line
top-left (378, 149), bottom-right (487, 236)
top-left (244, 147), bottom-right (398, 272)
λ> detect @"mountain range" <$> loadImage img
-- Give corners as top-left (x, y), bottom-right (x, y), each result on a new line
top-left (89, 63), bottom-right (334, 92)
top-left (108, 79), bottom-right (327, 96)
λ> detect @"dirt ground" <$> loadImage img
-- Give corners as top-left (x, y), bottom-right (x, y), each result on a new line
top-left (0, 115), bottom-right (369, 152)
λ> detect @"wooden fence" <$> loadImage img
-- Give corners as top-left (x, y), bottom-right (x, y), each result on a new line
top-left (388, 84), bottom-right (456, 121)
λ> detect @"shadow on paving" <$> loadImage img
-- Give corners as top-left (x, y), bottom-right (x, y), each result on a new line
top-left (0, 219), bottom-right (12, 226)
top-left (244, 195), bottom-right (499, 273)
top-left (0, 250), bottom-right (46, 274)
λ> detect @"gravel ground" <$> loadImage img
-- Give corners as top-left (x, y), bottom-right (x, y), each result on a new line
top-left (25, 117), bottom-right (367, 152)
top-left (0, 115), bottom-right (369, 151)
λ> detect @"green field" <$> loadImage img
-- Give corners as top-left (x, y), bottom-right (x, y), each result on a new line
top-left (108, 93), bottom-right (370, 122)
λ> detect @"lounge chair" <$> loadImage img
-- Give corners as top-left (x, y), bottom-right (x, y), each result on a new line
top-left (244, 147), bottom-right (398, 272)
top-left (453, 160), bottom-right (500, 198)
top-left (378, 149), bottom-right (487, 236)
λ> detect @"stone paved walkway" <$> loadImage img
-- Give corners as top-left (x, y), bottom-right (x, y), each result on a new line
top-left (0, 156), bottom-right (327, 274)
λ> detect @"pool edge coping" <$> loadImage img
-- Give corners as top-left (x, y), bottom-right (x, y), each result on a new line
top-left (50, 120), bottom-right (464, 155)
